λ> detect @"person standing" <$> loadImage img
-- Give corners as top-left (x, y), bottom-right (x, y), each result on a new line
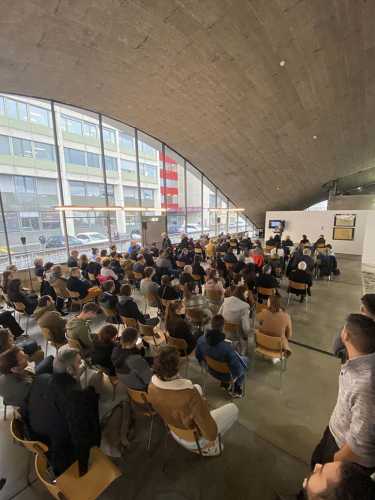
top-left (311, 314), bottom-right (375, 472)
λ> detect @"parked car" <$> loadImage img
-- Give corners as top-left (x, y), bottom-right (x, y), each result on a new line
top-left (76, 232), bottom-right (108, 244)
top-left (130, 230), bottom-right (141, 241)
top-left (45, 235), bottom-right (83, 249)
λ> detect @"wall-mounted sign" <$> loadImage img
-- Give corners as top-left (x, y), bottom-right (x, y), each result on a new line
top-left (333, 227), bottom-right (355, 241)
top-left (334, 214), bottom-right (356, 227)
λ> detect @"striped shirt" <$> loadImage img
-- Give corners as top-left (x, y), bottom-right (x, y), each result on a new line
top-left (329, 352), bottom-right (375, 467)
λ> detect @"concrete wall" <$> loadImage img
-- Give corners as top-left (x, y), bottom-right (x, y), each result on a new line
top-left (265, 210), bottom-right (371, 255)
top-left (362, 212), bottom-right (375, 271)
top-left (328, 194), bottom-right (375, 210)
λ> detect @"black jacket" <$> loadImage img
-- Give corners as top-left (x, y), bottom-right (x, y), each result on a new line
top-left (22, 373), bottom-right (100, 476)
top-left (67, 276), bottom-right (91, 298)
top-left (67, 256), bottom-right (79, 268)
top-left (111, 345), bottom-right (151, 391)
top-left (99, 291), bottom-right (118, 310)
top-left (166, 317), bottom-right (196, 355)
top-left (256, 274), bottom-right (278, 290)
top-left (117, 296), bottom-right (146, 323)
top-left (91, 340), bottom-right (116, 376)
top-left (87, 261), bottom-right (101, 277)
top-left (159, 285), bottom-right (180, 301)
top-left (289, 269), bottom-right (312, 287)
top-left (8, 289), bottom-right (38, 315)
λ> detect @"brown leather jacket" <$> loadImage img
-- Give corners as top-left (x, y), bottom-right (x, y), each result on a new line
top-left (147, 375), bottom-right (217, 441)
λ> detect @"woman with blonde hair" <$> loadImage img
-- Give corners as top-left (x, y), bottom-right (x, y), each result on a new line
top-left (257, 295), bottom-right (292, 355)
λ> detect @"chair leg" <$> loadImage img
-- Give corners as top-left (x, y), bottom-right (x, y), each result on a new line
top-left (45, 339), bottom-right (48, 356)
top-left (195, 432), bottom-right (203, 457)
top-left (287, 293), bottom-right (291, 307)
top-left (3, 403), bottom-right (7, 421)
top-left (147, 414), bottom-right (154, 451)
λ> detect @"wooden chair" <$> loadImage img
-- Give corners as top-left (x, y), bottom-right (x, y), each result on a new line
top-left (287, 280), bottom-right (309, 311)
top-left (65, 334), bottom-right (82, 351)
top-left (255, 330), bottom-right (287, 375)
top-left (35, 446), bottom-right (121, 500)
top-left (166, 335), bottom-right (190, 375)
top-left (121, 316), bottom-right (139, 330)
top-left (88, 272), bottom-right (97, 283)
top-left (185, 307), bottom-right (207, 331)
top-left (257, 287), bottom-right (275, 298)
top-left (192, 274), bottom-right (202, 282)
top-left (223, 321), bottom-right (242, 351)
top-left (67, 290), bottom-right (94, 312)
top-left (166, 422), bottom-right (222, 457)
top-left (41, 327), bottom-right (67, 356)
top-left (127, 388), bottom-right (156, 451)
top-left (139, 322), bottom-right (162, 347)
top-left (204, 355), bottom-right (245, 396)
top-left (10, 417), bottom-right (49, 494)
top-left (14, 302), bottom-right (31, 336)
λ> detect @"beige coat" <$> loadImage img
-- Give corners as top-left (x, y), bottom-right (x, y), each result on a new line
top-left (257, 309), bottom-right (292, 352)
top-left (147, 375), bottom-right (218, 441)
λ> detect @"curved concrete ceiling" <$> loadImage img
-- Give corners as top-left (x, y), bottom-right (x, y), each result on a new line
top-left (1, 0), bottom-right (374, 226)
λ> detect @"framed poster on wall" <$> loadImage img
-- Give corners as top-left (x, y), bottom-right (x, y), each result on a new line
top-left (334, 214), bottom-right (356, 227)
top-left (333, 227), bottom-right (355, 241)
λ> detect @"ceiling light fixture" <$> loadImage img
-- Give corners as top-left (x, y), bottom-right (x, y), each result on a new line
top-left (279, 60), bottom-right (286, 67)
top-left (313, 135), bottom-right (318, 140)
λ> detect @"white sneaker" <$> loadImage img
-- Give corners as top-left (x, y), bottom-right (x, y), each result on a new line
top-left (272, 358), bottom-right (281, 364)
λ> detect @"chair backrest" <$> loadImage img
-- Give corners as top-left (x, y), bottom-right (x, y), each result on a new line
top-left (265, 245), bottom-right (275, 252)
top-left (51, 281), bottom-right (70, 299)
top-left (194, 248), bottom-right (203, 254)
top-left (65, 335), bottom-right (82, 350)
top-left (10, 418), bottom-right (48, 455)
top-left (14, 302), bottom-right (27, 313)
top-left (288, 280), bottom-right (307, 291)
top-left (121, 316), bottom-right (139, 329)
top-left (35, 453), bottom-right (63, 499)
top-left (192, 274), bottom-right (201, 281)
top-left (102, 307), bottom-right (117, 319)
top-left (133, 272), bottom-right (143, 280)
top-left (205, 289), bottom-right (223, 303)
top-left (139, 323), bottom-right (155, 336)
top-left (255, 330), bottom-right (283, 352)
top-left (41, 327), bottom-right (52, 342)
top-left (185, 307), bottom-right (205, 323)
top-left (223, 321), bottom-right (240, 335)
top-left (127, 387), bottom-right (148, 404)
top-left (256, 303), bottom-right (267, 314)
top-left (88, 272), bottom-right (97, 281)
top-left (68, 290), bottom-right (80, 299)
top-left (167, 423), bottom-right (200, 443)
top-left (205, 355), bottom-right (231, 375)
top-left (167, 335), bottom-right (188, 354)
top-left (257, 287), bottom-right (275, 296)
top-left (176, 261), bottom-right (186, 269)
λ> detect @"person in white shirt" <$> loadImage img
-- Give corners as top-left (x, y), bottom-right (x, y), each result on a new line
top-left (100, 258), bottom-right (118, 281)
top-left (219, 285), bottom-right (251, 354)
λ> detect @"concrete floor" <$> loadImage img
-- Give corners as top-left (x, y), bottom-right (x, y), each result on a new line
top-left (0, 255), bottom-right (366, 500)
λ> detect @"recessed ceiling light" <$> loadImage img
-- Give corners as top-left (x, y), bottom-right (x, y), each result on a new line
top-left (276, 186), bottom-right (280, 190)
top-left (279, 60), bottom-right (286, 67)
top-left (313, 135), bottom-right (318, 140)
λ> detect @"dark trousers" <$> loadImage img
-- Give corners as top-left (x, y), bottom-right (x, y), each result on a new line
top-left (311, 426), bottom-right (339, 469)
top-left (311, 426), bottom-right (375, 475)
top-left (0, 311), bottom-right (24, 337)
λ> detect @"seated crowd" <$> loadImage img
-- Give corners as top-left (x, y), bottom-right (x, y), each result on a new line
top-left (0, 231), bottom-right (374, 500)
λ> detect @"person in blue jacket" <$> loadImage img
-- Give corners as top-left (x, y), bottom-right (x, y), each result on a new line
top-left (196, 314), bottom-right (248, 398)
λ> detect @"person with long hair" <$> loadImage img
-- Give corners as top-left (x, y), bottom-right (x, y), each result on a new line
top-left (91, 324), bottom-right (118, 376)
top-left (7, 278), bottom-right (38, 315)
top-left (165, 301), bottom-right (196, 355)
top-left (257, 295), bottom-right (292, 356)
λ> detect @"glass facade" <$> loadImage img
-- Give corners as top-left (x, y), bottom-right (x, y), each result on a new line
top-left (0, 93), bottom-right (256, 270)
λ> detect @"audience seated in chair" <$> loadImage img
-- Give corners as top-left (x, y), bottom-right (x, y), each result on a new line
top-left (289, 261), bottom-right (313, 303)
top-left (140, 267), bottom-right (160, 301)
top-left (219, 285), bottom-right (252, 353)
top-left (111, 327), bottom-right (152, 391)
top-left (196, 315), bottom-right (248, 397)
top-left (100, 258), bottom-right (119, 282)
top-left (0, 309), bottom-right (24, 338)
top-left (0, 328), bottom-right (43, 364)
top-left (148, 345), bottom-right (239, 455)
top-left (159, 275), bottom-right (180, 301)
top-left (91, 324), bottom-right (118, 376)
top-left (257, 295), bottom-right (292, 357)
top-left (117, 284), bottom-right (159, 327)
top-left (166, 301), bottom-right (196, 356)
top-left (67, 267), bottom-right (101, 300)
top-left (66, 302), bottom-right (101, 354)
top-left (256, 264), bottom-right (279, 302)
top-left (34, 295), bottom-right (67, 345)
top-left (21, 346), bottom-right (101, 477)
top-left (99, 280), bottom-right (118, 312)
top-left (7, 278), bottom-right (38, 315)
top-left (0, 347), bottom-right (36, 407)
top-left (67, 249), bottom-right (79, 268)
